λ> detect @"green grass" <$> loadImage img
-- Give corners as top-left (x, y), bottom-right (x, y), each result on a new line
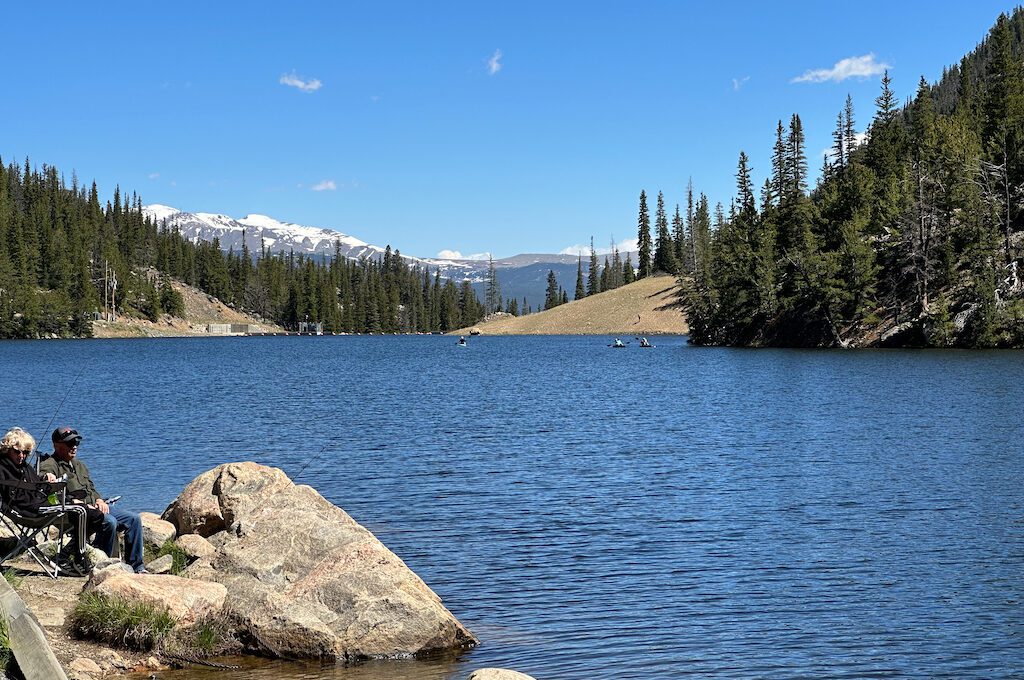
top-left (143, 538), bottom-right (190, 575)
top-left (70, 591), bottom-right (238, 657)
top-left (70, 591), bottom-right (176, 651)
top-left (165, 613), bottom-right (239, 657)
top-left (0, 616), bottom-right (12, 671)
top-left (2, 568), bottom-right (22, 589)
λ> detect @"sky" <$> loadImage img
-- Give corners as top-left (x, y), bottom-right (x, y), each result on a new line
top-left (3, 1), bottom-right (1020, 259)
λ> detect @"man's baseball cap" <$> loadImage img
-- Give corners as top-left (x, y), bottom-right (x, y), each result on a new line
top-left (51, 427), bottom-right (82, 445)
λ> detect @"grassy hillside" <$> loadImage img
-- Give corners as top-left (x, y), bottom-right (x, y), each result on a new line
top-left (454, 274), bottom-right (688, 336)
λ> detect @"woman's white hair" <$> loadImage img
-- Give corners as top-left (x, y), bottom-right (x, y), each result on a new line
top-left (1, 427), bottom-right (36, 454)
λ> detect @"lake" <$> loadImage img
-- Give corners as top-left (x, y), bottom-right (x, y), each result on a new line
top-left (2, 336), bottom-right (1023, 679)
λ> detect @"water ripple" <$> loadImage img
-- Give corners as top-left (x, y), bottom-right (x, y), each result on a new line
top-left (1, 337), bottom-right (1022, 679)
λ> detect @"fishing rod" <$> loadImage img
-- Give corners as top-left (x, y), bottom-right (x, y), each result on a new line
top-left (32, 361), bottom-right (89, 472)
top-left (292, 437), bottom-right (338, 481)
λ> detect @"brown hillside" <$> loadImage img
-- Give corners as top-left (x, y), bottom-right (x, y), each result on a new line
top-left (92, 276), bottom-right (283, 338)
top-left (455, 274), bottom-right (688, 336)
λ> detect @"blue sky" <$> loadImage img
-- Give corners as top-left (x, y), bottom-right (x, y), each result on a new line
top-left (3, 1), bottom-right (1018, 259)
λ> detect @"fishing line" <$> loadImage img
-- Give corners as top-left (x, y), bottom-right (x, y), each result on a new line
top-left (293, 438), bottom-right (338, 481)
top-left (32, 361), bottom-right (89, 471)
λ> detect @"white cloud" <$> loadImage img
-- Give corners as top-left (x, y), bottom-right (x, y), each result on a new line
top-left (311, 180), bottom-right (337, 192)
top-left (280, 71), bottom-right (323, 93)
top-left (820, 131), bottom-right (871, 162)
top-left (148, 172), bottom-right (160, 180)
top-left (559, 237), bottom-right (639, 257)
top-left (437, 250), bottom-right (490, 260)
top-left (487, 49), bottom-right (502, 76)
top-left (791, 53), bottom-right (890, 84)
top-left (732, 76), bottom-right (750, 91)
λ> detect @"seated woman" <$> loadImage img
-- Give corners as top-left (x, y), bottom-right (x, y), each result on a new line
top-left (0, 427), bottom-right (100, 575)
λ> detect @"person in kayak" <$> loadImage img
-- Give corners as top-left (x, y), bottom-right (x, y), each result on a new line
top-left (613, 338), bottom-right (625, 347)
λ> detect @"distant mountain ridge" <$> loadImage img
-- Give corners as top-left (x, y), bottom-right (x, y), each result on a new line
top-left (142, 204), bottom-right (605, 309)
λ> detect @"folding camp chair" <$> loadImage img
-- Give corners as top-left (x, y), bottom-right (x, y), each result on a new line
top-left (0, 479), bottom-right (90, 578)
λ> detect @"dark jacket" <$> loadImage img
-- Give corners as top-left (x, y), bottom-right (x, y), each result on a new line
top-left (0, 455), bottom-right (50, 516)
top-left (39, 455), bottom-right (100, 504)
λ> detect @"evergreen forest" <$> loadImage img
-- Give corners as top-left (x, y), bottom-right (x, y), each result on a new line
top-left (643, 11), bottom-right (1024, 347)
top-left (0, 161), bottom-right (487, 338)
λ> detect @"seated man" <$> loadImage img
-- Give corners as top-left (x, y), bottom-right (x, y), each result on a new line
top-left (40, 427), bottom-right (146, 574)
top-left (0, 426), bottom-right (97, 574)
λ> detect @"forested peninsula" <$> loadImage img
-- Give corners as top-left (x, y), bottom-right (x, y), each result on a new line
top-left (646, 11), bottom-right (1024, 348)
top-left (0, 166), bottom-right (488, 339)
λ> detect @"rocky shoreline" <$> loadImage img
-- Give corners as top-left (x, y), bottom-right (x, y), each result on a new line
top-left (2, 463), bottom-right (535, 680)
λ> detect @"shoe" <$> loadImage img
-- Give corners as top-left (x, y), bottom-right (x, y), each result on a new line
top-left (56, 555), bottom-right (90, 577)
top-left (135, 567), bottom-right (149, 574)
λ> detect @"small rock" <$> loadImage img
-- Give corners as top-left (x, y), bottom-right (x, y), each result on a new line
top-left (96, 648), bottom-right (128, 670)
top-left (140, 511), bottom-right (177, 548)
top-left (467, 670), bottom-right (537, 680)
top-left (148, 554), bottom-right (175, 574)
top-left (68, 656), bottom-right (103, 678)
top-left (174, 533), bottom-right (216, 560)
top-left (93, 556), bottom-right (125, 571)
top-left (145, 655), bottom-right (162, 669)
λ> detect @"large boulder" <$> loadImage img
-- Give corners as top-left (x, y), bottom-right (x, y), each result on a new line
top-left (165, 462), bottom-right (477, 661)
top-left (160, 467), bottom-right (225, 536)
top-left (86, 564), bottom-right (227, 626)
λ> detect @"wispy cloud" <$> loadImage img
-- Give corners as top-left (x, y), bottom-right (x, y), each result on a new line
top-left (732, 76), bottom-right (750, 91)
top-left (311, 180), bottom-right (336, 192)
top-left (280, 71), bottom-right (323, 93)
top-left (148, 172), bottom-right (160, 180)
top-left (559, 237), bottom-right (639, 257)
top-left (792, 53), bottom-right (890, 84)
top-left (487, 49), bottom-right (503, 76)
top-left (437, 249), bottom-right (490, 260)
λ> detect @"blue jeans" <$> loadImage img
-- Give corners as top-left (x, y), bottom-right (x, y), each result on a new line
top-left (93, 507), bottom-right (144, 571)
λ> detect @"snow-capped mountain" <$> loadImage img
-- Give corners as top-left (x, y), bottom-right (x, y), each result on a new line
top-left (142, 204), bottom-right (590, 308)
top-left (144, 204), bottom-right (389, 261)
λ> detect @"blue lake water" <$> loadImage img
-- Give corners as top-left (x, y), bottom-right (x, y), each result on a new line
top-left (2, 336), bottom-right (1023, 679)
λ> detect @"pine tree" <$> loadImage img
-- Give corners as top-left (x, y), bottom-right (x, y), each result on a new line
top-left (484, 254), bottom-right (501, 314)
top-left (637, 190), bottom-right (652, 278)
top-left (653, 191), bottom-right (678, 273)
top-left (544, 269), bottom-right (560, 310)
top-left (587, 237), bottom-right (600, 295)
top-left (575, 256), bottom-right (586, 300)
top-left (623, 254), bottom-right (635, 284)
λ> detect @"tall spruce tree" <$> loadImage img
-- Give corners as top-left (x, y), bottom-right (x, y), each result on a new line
top-left (575, 256), bottom-right (586, 300)
top-left (637, 190), bottom-right (652, 278)
top-left (544, 269), bottom-right (560, 310)
top-left (653, 191), bottom-right (677, 273)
